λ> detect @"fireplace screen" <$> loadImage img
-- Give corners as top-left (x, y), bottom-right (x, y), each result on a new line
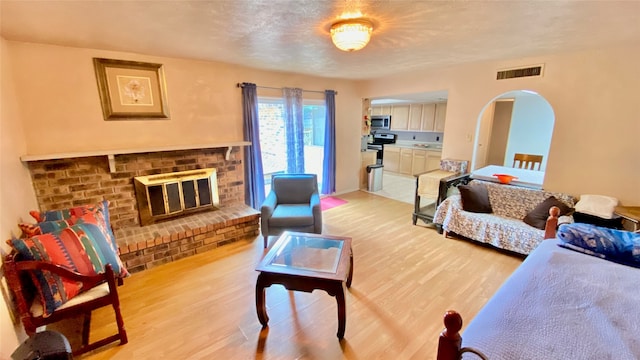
top-left (134, 168), bottom-right (220, 225)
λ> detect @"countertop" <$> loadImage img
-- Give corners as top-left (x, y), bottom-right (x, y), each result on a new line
top-left (385, 141), bottom-right (443, 151)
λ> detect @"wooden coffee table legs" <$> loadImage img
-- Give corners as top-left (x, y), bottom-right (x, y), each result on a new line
top-left (255, 248), bottom-right (354, 339)
top-left (255, 274), bottom-right (270, 326)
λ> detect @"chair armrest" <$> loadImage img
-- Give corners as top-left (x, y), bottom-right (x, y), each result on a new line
top-left (310, 192), bottom-right (321, 210)
top-left (443, 195), bottom-right (463, 210)
top-left (261, 192), bottom-right (278, 218)
top-left (433, 195), bottom-right (461, 226)
top-left (414, 168), bottom-right (442, 177)
top-left (14, 260), bottom-right (111, 289)
top-left (310, 193), bottom-right (322, 233)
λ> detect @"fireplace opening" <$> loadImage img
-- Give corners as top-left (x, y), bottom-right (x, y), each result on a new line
top-left (134, 168), bottom-right (220, 226)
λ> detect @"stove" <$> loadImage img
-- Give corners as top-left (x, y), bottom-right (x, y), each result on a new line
top-left (367, 133), bottom-right (397, 164)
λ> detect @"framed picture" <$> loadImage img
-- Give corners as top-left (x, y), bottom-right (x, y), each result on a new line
top-left (93, 58), bottom-right (170, 120)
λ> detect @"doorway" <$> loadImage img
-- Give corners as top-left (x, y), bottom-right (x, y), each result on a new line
top-left (472, 90), bottom-right (555, 172)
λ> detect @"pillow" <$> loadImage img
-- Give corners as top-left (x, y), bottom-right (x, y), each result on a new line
top-left (9, 221), bottom-right (129, 317)
top-left (71, 212), bottom-right (129, 278)
top-left (458, 184), bottom-right (492, 213)
top-left (23, 200), bottom-right (120, 256)
top-left (29, 204), bottom-right (95, 223)
top-left (523, 196), bottom-right (573, 230)
top-left (19, 219), bottom-right (72, 237)
top-left (557, 223), bottom-right (640, 268)
top-left (10, 201), bottom-right (129, 316)
top-left (574, 194), bottom-right (619, 219)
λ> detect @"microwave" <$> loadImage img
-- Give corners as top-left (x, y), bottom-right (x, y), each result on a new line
top-left (370, 115), bottom-right (391, 130)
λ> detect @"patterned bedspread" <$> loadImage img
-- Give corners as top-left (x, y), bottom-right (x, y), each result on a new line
top-left (434, 181), bottom-right (574, 255)
top-left (461, 239), bottom-right (640, 359)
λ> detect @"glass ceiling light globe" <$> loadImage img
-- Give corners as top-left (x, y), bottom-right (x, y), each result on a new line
top-left (330, 19), bottom-right (373, 52)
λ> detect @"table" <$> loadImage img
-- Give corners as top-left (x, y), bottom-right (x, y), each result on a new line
top-left (471, 164), bottom-right (544, 189)
top-left (614, 206), bottom-right (640, 232)
top-left (255, 231), bottom-right (353, 339)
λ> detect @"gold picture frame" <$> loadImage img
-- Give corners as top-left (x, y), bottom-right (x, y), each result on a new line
top-left (93, 58), bottom-right (170, 120)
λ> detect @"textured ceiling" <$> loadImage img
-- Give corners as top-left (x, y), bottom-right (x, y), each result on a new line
top-left (1, 1), bottom-right (640, 80)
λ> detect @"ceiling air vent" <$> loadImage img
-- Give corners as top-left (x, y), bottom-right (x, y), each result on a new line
top-left (496, 64), bottom-right (544, 80)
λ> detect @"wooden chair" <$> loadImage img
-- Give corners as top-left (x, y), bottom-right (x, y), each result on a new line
top-left (413, 159), bottom-right (470, 228)
top-left (2, 253), bottom-right (128, 356)
top-left (513, 153), bottom-right (543, 170)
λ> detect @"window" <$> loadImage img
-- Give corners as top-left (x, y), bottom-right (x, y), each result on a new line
top-left (258, 98), bottom-right (326, 193)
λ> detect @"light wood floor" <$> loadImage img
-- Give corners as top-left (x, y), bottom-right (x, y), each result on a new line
top-left (81, 191), bottom-right (523, 360)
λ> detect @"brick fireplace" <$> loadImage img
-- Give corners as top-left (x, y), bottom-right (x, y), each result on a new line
top-left (25, 146), bottom-right (260, 272)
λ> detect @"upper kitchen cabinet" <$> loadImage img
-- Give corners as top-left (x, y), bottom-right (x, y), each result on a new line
top-left (420, 103), bottom-right (447, 132)
top-left (371, 101), bottom-right (447, 132)
top-left (390, 105), bottom-right (410, 130)
top-left (408, 104), bottom-right (423, 131)
top-left (434, 103), bottom-right (447, 132)
top-left (421, 103), bottom-right (436, 131)
top-left (371, 105), bottom-right (391, 116)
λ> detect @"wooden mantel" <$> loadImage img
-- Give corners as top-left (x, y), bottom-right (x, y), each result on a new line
top-left (20, 141), bottom-right (252, 173)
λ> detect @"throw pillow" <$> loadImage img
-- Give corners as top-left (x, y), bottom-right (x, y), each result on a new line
top-left (458, 184), bottom-right (492, 213)
top-left (23, 200), bottom-right (122, 265)
top-left (19, 220), bottom-right (72, 237)
top-left (29, 204), bottom-right (95, 223)
top-left (557, 223), bottom-right (640, 268)
top-left (9, 219), bottom-right (129, 317)
top-left (523, 196), bottom-right (573, 230)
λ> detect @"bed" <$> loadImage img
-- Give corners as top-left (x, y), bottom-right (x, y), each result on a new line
top-left (437, 217), bottom-right (640, 359)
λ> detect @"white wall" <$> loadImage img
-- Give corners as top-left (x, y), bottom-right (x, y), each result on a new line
top-left (360, 44), bottom-right (640, 205)
top-left (505, 94), bottom-right (554, 170)
top-left (0, 37), bottom-right (36, 359)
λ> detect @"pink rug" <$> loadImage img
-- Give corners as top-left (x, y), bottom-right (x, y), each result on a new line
top-left (320, 196), bottom-right (348, 211)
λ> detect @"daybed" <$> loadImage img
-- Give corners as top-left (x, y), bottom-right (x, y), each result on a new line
top-left (437, 220), bottom-right (640, 360)
top-left (434, 179), bottom-right (575, 255)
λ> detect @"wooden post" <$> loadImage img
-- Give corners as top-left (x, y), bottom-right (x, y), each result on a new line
top-left (437, 310), bottom-right (463, 360)
top-left (544, 206), bottom-right (560, 239)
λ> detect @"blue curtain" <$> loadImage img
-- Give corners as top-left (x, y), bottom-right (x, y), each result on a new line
top-left (283, 88), bottom-right (305, 173)
top-left (241, 83), bottom-right (265, 209)
top-left (321, 90), bottom-right (336, 194)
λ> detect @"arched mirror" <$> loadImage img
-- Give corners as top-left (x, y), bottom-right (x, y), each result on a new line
top-left (471, 90), bottom-right (554, 188)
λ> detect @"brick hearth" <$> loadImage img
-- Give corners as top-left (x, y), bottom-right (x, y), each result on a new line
top-left (24, 147), bottom-right (260, 272)
top-left (116, 204), bottom-right (259, 273)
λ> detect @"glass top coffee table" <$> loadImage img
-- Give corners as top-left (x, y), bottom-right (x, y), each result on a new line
top-left (255, 231), bottom-right (353, 339)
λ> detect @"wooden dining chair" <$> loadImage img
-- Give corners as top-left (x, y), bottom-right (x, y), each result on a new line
top-left (2, 253), bottom-right (128, 356)
top-left (513, 153), bottom-right (543, 170)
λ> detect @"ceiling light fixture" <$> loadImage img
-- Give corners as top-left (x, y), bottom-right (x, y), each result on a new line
top-left (330, 19), bottom-right (373, 52)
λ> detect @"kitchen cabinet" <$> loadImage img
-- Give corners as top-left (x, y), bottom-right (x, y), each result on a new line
top-left (426, 151), bottom-right (442, 171)
top-left (390, 105), bottom-right (410, 130)
top-left (383, 146), bottom-right (400, 173)
top-left (399, 148), bottom-right (413, 175)
top-left (371, 105), bottom-right (391, 116)
top-left (420, 103), bottom-right (436, 131)
top-left (372, 102), bottom-right (446, 132)
top-left (384, 146), bottom-right (442, 175)
top-left (360, 151), bottom-right (378, 189)
top-left (412, 149), bottom-right (427, 175)
top-left (408, 104), bottom-right (423, 131)
top-left (434, 103), bottom-right (447, 132)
